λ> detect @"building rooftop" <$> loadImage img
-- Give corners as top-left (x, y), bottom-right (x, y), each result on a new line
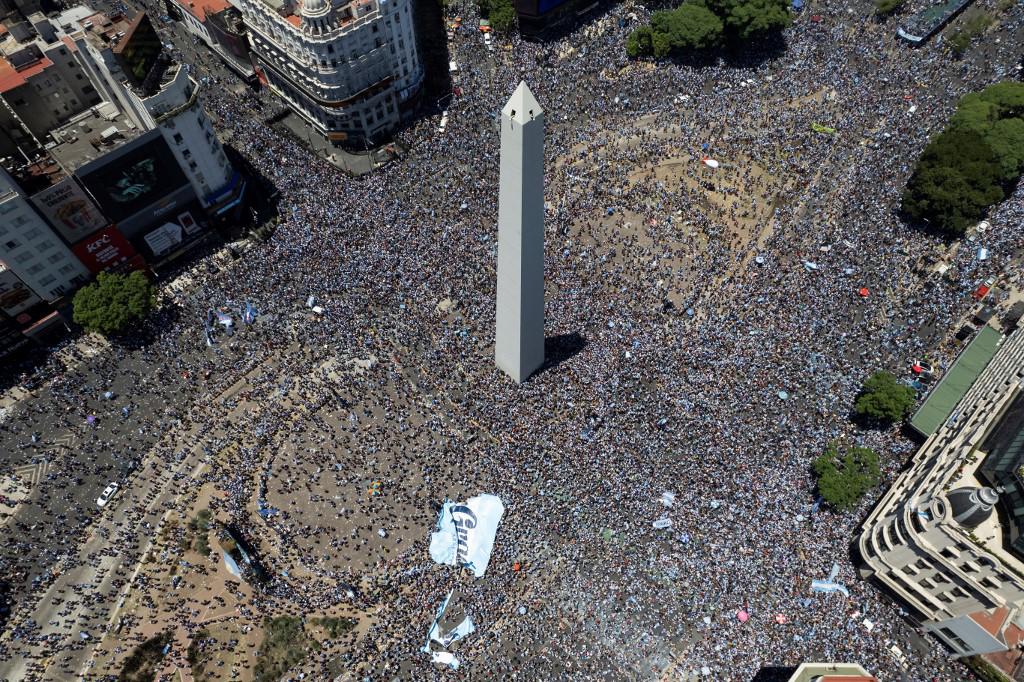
top-left (178, 0), bottom-right (232, 21)
top-left (0, 54), bottom-right (52, 93)
top-left (910, 324), bottom-right (1003, 436)
top-left (47, 106), bottom-right (139, 172)
top-left (1, 156), bottom-right (66, 194)
top-left (787, 662), bottom-right (876, 682)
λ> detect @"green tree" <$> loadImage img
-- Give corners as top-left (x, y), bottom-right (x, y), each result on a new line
top-left (813, 443), bottom-right (881, 511)
top-left (874, 0), bottom-right (905, 16)
top-left (627, 26), bottom-right (655, 57)
top-left (902, 128), bottom-right (1007, 235)
top-left (488, 0), bottom-right (517, 33)
top-left (650, 4), bottom-right (724, 51)
top-left (854, 371), bottom-right (917, 423)
top-left (72, 271), bottom-right (157, 336)
top-left (704, 0), bottom-right (791, 39)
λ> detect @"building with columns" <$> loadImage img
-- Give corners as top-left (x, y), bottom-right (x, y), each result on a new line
top-left (858, 323), bottom-right (1024, 672)
top-left (234, 0), bottom-right (422, 146)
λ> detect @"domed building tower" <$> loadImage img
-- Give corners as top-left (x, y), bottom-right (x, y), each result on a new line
top-left (946, 486), bottom-right (999, 529)
top-left (235, 0), bottom-right (423, 147)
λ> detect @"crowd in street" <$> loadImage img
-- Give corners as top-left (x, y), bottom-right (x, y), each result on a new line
top-left (2, 0), bottom-right (1024, 678)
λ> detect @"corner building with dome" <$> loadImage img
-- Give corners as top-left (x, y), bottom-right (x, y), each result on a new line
top-left (234, 0), bottom-right (423, 147)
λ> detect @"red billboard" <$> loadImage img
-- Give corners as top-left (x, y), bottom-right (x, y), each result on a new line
top-left (72, 226), bottom-right (144, 274)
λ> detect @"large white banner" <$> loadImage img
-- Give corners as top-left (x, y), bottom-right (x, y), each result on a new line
top-left (429, 494), bottom-right (504, 577)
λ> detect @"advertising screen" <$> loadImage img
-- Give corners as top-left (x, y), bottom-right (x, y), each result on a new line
top-left (113, 13), bottom-right (162, 87)
top-left (537, 0), bottom-right (570, 14)
top-left (30, 177), bottom-right (108, 244)
top-left (72, 226), bottom-right (140, 274)
top-left (0, 268), bottom-right (42, 317)
top-left (76, 133), bottom-right (189, 225)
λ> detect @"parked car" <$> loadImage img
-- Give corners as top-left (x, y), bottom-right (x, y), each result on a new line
top-left (96, 482), bottom-right (119, 508)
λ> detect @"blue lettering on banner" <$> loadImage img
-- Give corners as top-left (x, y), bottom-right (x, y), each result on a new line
top-left (451, 505), bottom-right (478, 565)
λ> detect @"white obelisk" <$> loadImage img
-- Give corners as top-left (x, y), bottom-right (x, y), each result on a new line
top-left (495, 81), bottom-right (545, 383)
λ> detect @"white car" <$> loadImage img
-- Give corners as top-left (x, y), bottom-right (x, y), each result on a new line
top-left (438, 111), bottom-right (449, 133)
top-left (96, 482), bottom-right (119, 508)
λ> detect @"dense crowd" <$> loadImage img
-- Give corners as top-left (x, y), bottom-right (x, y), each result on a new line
top-left (2, 0), bottom-right (1024, 678)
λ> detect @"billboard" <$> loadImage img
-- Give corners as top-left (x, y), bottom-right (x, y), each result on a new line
top-left (76, 131), bottom-right (190, 226)
top-left (113, 13), bottom-right (162, 88)
top-left (0, 268), bottom-right (42, 317)
top-left (143, 222), bottom-right (183, 257)
top-left (30, 177), bottom-right (108, 243)
top-left (72, 226), bottom-right (140, 274)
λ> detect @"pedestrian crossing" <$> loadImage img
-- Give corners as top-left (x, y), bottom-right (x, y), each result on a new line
top-left (13, 459), bottom-right (50, 487)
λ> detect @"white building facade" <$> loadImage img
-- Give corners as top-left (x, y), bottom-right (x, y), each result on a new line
top-left (127, 63), bottom-right (236, 209)
top-left (858, 326), bottom-right (1024, 658)
top-left (234, 0), bottom-right (422, 145)
top-left (0, 167), bottom-right (89, 300)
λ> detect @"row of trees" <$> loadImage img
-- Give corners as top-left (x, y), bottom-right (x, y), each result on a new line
top-left (627, 0), bottom-right (790, 58)
top-left (902, 81), bottom-right (1024, 237)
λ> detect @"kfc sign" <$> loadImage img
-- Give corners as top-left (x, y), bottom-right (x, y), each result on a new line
top-left (72, 226), bottom-right (141, 274)
top-left (30, 178), bottom-right (108, 243)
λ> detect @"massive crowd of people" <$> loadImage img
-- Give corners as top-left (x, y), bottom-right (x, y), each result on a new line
top-left (2, 0), bottom-right (1024, 678)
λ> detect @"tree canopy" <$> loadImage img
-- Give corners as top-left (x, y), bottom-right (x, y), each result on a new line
top-left (854, 371), bottom-right (917, 424)
top-left (72, 271), bottom-right (157, 336)
top-left (902, 80), bottom-right (1024, 236)
top-left (813, 443), bottom-right (881, 511)
top-left (627, 0), bottom-right (788, 58)
top-left (479, 0), bottom-right (516, 33)
top-left (704, 0), bottom-right (790, 39)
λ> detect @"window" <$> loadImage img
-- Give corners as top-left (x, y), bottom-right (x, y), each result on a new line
top-left (4, 240), bottom-right (19, 250)
top-left (15, 251), bottom-right (34, 264)
top-left (76, 73), bottom-right (84, 80)
top-left (47, 252), bottom-right (63, 264)
top-left (37, 240), bottom-right (54, 251)
top-left (188, 160), bottom-right (198, 171)
top-left (23, 228), bottom-right (42, 240)
top-left (39, 274), bottom-right (56, 285)
top-left (58, 263), bottom-right (77, 275)
top-left (182, 149), bottom-right (192, 159)
top-left (173, 133), bottom-right (184, 144)
top-left (26, 263), bottom-right (44, 275)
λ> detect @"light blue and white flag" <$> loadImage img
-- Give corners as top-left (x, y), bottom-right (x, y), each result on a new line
top-left (429, 494), bottom-right (504, 577)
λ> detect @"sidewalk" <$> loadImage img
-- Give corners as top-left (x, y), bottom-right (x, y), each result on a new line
top-left (272, 111), bottom-right (404, 176)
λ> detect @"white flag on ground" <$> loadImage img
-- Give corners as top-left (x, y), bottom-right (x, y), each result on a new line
top-left (429, 494), bottom-right (505, 577)
top-left (423, 590), bottom-right (476, 649)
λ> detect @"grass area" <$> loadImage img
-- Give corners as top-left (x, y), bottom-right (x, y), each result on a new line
top-left (254, 616), bottom-right (320, 682)
top-left (947, 10), bottom-right (993, 55)
top-left (312, 616), bottom-right (357, 639)
top-left (118, 631), bottom-right (172, 682)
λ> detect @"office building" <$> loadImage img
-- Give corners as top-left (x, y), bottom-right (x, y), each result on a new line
top-left (165, 0), bottom-right (256, 80)
top-left (858, 325), bottom-right (1024, 674)
top-left (234, 0), bottom-right (423, 146)
top-left (0, 165), bottom-right (89, 301)
top-left (0, 13), bottom-right (103, 155)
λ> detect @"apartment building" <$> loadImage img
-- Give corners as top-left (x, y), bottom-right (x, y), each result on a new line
top-left (235, 0), bottom-right (422, 146)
